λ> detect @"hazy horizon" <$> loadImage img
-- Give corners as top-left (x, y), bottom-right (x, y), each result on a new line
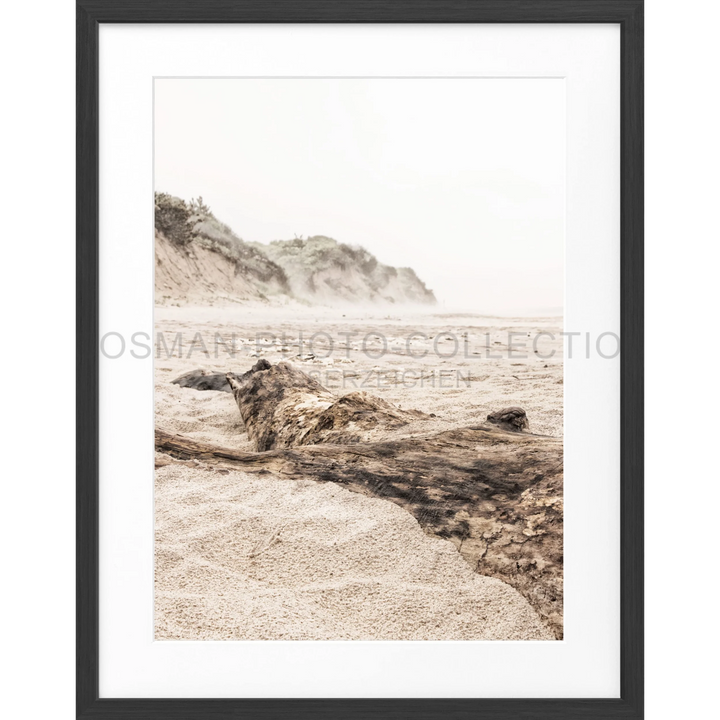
top-left (155, 78), bottom-right (565, 315)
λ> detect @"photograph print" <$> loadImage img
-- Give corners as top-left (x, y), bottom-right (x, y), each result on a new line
top-left (153, 78), bottom-right (565, 641)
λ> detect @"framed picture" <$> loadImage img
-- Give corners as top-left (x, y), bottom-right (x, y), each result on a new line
top-left (77, 1), bottom-right (643, 717)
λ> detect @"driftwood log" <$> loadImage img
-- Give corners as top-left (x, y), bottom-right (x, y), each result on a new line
top-left (163, 360), bottom-right (564, 638)
top-left (225, 360), bottom-right (428, 450)
top-left (172, 367), bottom-right (234, 392)
top-left (174, 360), bottom-right (428, 449)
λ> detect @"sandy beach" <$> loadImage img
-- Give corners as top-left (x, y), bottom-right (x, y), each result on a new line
top-left (155, 462), bottom-right (553, 641)
top-left (154, 303), bottom-right (563, 640)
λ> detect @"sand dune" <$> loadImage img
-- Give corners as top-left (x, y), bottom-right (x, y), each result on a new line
top-left (154, 193), bottom-right (436, 307)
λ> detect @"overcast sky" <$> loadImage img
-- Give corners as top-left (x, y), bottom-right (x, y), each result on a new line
top-left (155, 78), bottom-right (564, 315)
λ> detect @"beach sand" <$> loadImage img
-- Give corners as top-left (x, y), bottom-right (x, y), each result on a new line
top-left (155, 462), bottom-right (554, 640)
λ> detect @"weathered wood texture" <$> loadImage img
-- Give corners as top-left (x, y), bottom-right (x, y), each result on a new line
top-left (224, 360), bottom-right (428, 450)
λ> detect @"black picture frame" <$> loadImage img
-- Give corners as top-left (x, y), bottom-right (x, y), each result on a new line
top-left (77, 1), bottom-right (644, 718)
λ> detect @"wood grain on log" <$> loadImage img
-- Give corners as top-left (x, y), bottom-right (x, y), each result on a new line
top-left (224, 360), bottom-right (428, 450)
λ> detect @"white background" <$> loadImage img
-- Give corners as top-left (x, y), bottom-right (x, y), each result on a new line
top-left (99, 23), bottom-right (617, 699)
